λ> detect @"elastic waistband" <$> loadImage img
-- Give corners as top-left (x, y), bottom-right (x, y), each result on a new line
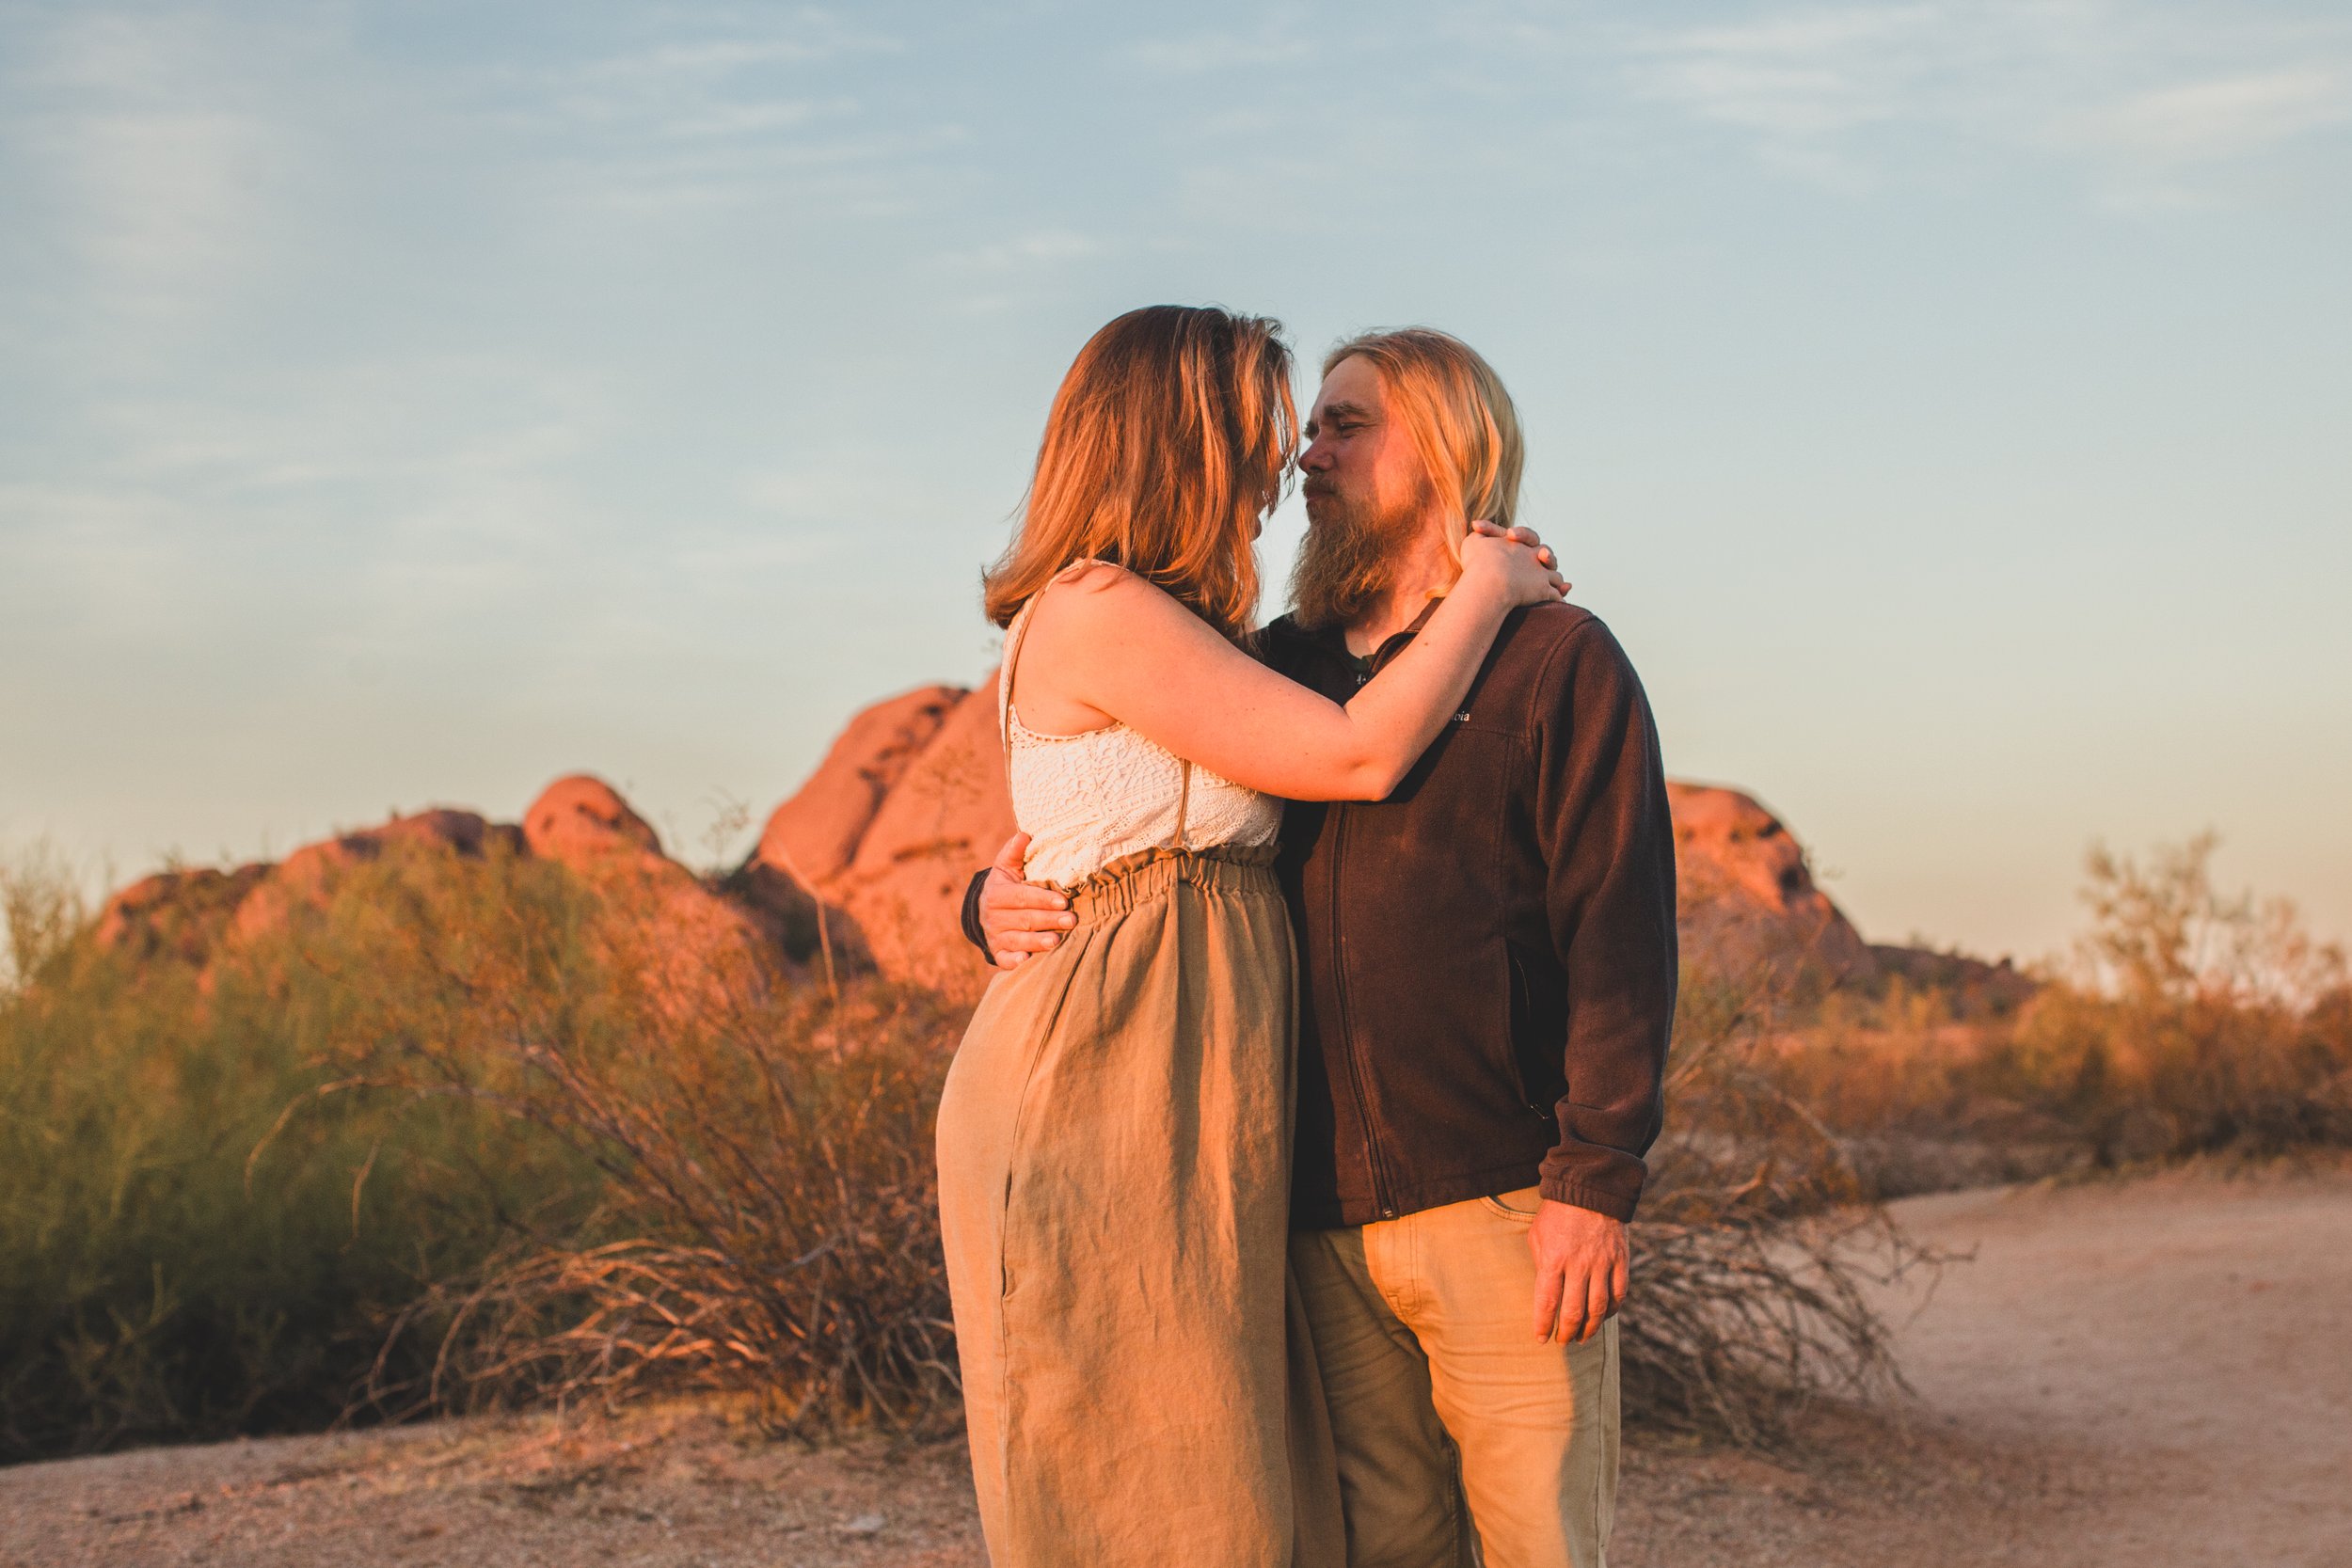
top-left (1062, 844), bottom-right (1281, 924)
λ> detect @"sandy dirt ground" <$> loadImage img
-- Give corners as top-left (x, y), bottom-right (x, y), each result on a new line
top-left (1619, 1163), bottom-right (2352, 1567)
top-left (3, 1164), bottom-right (2345, 1568)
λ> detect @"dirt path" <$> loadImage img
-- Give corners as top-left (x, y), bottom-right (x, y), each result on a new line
top-left (3, 1166), bottom-right (2344, 1567)
top-left (1613, 1163), bottom-right (2352, 1567)
top-left (1873, 1165), bottom-right (2352, 1565)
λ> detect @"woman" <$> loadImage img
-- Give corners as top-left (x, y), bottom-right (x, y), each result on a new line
top-left (936, 306), bottom-right (1562, 1567)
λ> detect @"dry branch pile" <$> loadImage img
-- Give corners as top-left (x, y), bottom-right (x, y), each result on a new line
top-left (309, 891), bottom-right (967, 1439)
top-left (1626, 960), bottom-right (1937, 1445)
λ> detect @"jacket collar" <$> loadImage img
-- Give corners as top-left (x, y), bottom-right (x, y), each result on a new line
top-left (1267, 598), bottom-right (1444, 671)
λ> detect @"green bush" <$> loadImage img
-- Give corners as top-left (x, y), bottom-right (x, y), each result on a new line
top-left (1, 837), bottom-right (962, 1460)
top-left (0, 847), bottom-right (596, 1463)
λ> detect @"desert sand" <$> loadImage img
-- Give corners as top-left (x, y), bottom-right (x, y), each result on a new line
top-left (4, 1165), bottom-right (2345, 1568)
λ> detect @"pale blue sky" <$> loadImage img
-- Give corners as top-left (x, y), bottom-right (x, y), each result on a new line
top-left (3, 0), bottom-right (2348, 960)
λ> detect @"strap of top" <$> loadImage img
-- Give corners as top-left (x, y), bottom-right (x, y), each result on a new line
top-left (996, 597), bottom-right (1041, 772)
top-left (997, 557), bottom-right (1193, 851)
top-left (998, 558), bottom-right (1106, 772)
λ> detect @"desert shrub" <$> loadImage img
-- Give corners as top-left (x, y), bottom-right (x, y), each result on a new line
top-left (381, 905), bottom-right (1926, 1449)
top-left (342, 950), bottom-right (963, 1440)
top-left (0, 847), bottom-right (596, 1464)
top-left (2, 829), bottom-right (965, 1461)
top-left (196, 837), bottom-right (962, 1438)
top-left (1, 842), bottom-right (83, 994)
top-left (70, 831), bottom-right (2343, 1457)
top-left (2001, 836), bottom-right (2352, 1164)
top-left (1729, 839), bottom-right (2352, 1197)
top-left (1754, 984), bottom-right (2084, 1199)
top-left (15, 820), bottom-right (1941, 1455)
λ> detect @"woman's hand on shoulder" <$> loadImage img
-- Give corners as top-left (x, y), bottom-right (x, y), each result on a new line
top-left (1458, 520), bottom-right (1568, 611)
top-left (1481, 520), bottom-right (1565, 579)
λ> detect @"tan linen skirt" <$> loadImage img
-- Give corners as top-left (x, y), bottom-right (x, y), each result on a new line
top-left (936, 846), bottom-right (1343, 1568)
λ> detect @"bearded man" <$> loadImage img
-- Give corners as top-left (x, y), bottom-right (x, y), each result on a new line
top-left (970, 327), bottom-right (1677, 1568)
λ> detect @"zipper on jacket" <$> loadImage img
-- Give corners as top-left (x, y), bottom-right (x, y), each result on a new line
top-left (1337, 664), bottom-right (1400, 1221)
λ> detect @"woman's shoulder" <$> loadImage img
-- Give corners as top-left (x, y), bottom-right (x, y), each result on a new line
top-left (1035, 560), bottom-right (1182, 623)
top-left (1019, 561), bottom-right (1236, 686)
top-left (1049, 557), bottom-right (1143, 593)
top-left (1013, 562), bottom-right (1188, 687)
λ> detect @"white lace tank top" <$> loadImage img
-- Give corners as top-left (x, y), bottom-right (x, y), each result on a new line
top-left (999, 562), bottom-right (1282, 891)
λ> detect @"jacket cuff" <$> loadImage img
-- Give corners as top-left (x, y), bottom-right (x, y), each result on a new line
top-left (959, 868), bottom-right (993, 958)
top-left (1536, 1173), bottom-right (1640, 1224)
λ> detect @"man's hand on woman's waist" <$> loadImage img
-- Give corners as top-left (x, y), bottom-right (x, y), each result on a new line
top-left (975, 832), bottom-right (1073, 970)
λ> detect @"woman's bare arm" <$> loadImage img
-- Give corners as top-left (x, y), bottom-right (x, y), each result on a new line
top-left (1010, 535), bottom-right (1560, 802)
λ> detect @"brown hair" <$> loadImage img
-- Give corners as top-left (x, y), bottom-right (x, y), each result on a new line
top-left (984, 306), bottom-right (1297, 640)
top-left (1322, 326), bottom-right (1523, 531)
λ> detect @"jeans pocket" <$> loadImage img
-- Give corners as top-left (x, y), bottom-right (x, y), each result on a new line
top-left (1479, 1186), bottom-right (1542, 1224)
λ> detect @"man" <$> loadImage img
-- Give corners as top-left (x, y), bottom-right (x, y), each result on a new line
top-left (967, 327), bottom-right (1677, 1568)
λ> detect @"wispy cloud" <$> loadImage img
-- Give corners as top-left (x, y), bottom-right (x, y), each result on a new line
top-left (1624, 1), bottom-right (2352, 203)
top-left (916, 228), bottom-right (1112, 314)
top-left (930, 229), bottom-right (1104, 272)
top-left (459, 12), bottom-right (950, 214)
top-left (0, 334), bottom-right (622, 666)
top-left (2066, 67), bottom-right (2345, 162)
top-left (1120, 28), bottom-right (1316, 75)
top-left (519, 11), bottom-right (900, 136)
top-left (4, 11), bottom-right (300, 321)
top-left (1635, 7), bottom-right (1942, 139)
top-left (597, 21), bottom-right (902, 77)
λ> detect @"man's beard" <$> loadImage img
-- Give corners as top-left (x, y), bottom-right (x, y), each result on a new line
top-left (1288, 488), bottom-right (1424, 631)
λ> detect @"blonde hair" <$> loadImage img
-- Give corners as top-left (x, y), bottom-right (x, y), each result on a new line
top-left (1322, 327), bottom-right (1523, 531)
top-left (984, 306), bottom-right (1297, 641)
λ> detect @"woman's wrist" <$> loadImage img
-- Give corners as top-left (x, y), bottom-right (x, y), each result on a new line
top-left (1449, 570), bottom-right (1514, 621)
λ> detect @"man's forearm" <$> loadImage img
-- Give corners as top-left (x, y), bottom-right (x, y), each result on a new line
top-left (1534, 622), bottom-right (1678, 1223)
top-left (1537, 809), bottom-right (1676, 1222)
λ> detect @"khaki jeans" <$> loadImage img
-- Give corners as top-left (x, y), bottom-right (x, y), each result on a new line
top-left (1289, 1188), bottom-right (1619, 1568)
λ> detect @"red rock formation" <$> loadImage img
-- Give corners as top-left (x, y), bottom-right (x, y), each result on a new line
top-left (755, 686), bottom-right (963, 889)
top-left (520, 775), bottom-right (771, 1009)
top-left (522, 776), bottom-right (662, 865)
top-left (830, 679), bottom-right (1017, 996)
top-left (94, 811), bottom-right (519, 966)
top-left (1867, 943), bottom-right (2037, 1016)
top-left (743, 684), bottom-right (1880, 998)
top-left (1666, 782), bottom-right (1872, 984)
top-left (230, 810), bottom-right (522, 946)
top-left (92, 783), bottom-right (768, 1009)
top-left (737, 677), bottom-right (1014, 1001)
top-left (86, 690), bottom-right (1891, 1012)
top-left (94, 864), bottom-right (271, 967)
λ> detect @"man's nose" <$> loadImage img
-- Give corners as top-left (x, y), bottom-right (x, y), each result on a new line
top-left (1300, 436), bottom-right (1335, 471)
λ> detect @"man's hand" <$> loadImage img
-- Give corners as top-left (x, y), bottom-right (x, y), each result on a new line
top-left (1529, 1200), bottom-right (1629, 1345)
top-left (978, 832), bottom-right (1073, 971)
